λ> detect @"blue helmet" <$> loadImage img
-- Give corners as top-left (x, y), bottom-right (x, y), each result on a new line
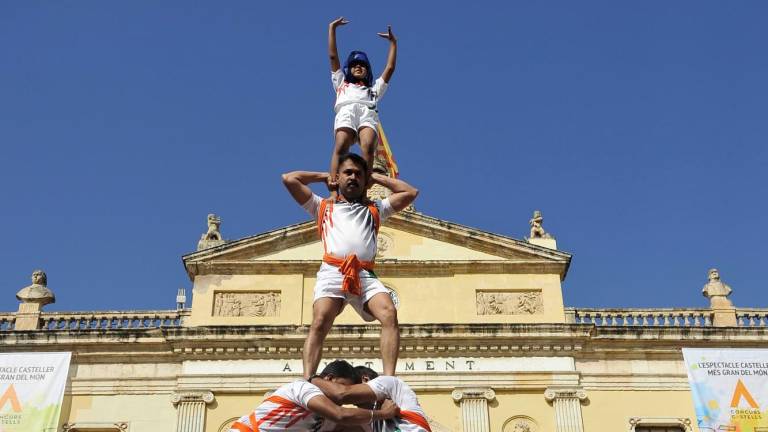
top-left (343, 50), bottom-right (373, 87)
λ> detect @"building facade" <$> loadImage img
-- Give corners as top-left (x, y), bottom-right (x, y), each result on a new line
top-left (2, 205), bottom-right (767, 432)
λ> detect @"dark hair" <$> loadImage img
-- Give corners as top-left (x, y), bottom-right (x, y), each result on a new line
top-left (338, 152), bottom-right (369, 176)
top-left (320, 360), bottom-right (361, 383)
top-left (354, 365), bottom-right (379, 381)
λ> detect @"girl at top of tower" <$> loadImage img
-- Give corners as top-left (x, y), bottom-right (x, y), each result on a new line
top-left (327, 17), bottom-right (397, 196)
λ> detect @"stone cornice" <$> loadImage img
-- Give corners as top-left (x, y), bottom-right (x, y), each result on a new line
top-left (3, 324), bottom-right (768, 363)
top-left (186, 260), bottom-right (570, 278)
top-left (585, 325), bottom-right (768, 353)
top-left (0, 324), bottom-right (589, 362)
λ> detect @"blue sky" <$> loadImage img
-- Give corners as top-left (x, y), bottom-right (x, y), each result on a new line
top-left (1, 1), bottom-right (766, 312)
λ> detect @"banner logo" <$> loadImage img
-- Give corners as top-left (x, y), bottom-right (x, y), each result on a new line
top-left (731, 379), bottom-right (759, 409)
top-left (0, 384), bottom-right (22, 413)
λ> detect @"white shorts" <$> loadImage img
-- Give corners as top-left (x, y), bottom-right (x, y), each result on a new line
top-left (313, 264), bottom-right (389, 322)
top-left (334, 104), bottom-right (379, 136)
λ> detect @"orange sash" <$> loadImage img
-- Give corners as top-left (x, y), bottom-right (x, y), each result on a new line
top-left (400, 410), bottom-right (432, 431)
top-left (317, 197), bottom-right (381, 297)
top-left (323, 253), bottom-right (374, 296)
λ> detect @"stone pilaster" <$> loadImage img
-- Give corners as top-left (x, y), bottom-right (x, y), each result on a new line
top-left (544, 387), bottom-right (587, 432)
top-left (171, 391), bottom-right (215, 432)
top-left (451, 387), bottom-right (496, 432)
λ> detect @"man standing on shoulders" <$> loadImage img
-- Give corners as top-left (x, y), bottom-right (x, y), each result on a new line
top-left (282, 153), bottom-right (418, 379)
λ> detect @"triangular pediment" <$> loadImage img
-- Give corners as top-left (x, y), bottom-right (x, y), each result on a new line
top-left (183, 211), bottom-right (571, 279)
top-left (251, 226), bottom-right (507, 261)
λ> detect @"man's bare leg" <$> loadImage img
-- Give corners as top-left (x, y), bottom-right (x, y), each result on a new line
top-left (329, 128), bottom-right (356, 197)
top-left (303, 297), bottom-right (345, 379)
top-left (358, 127), bottom-right (378, 182)
top-left (365, 292), bottom-right (399, 375)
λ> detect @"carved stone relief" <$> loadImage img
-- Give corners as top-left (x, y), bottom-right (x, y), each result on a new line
top-left (213, 292), bottom-right (281, 317)
top-left (376, 232), bottom-right (394, 257)
top-left (503, 416), bottom-right (538, 432)
top-left (476, 291), bottom-right (543, 315)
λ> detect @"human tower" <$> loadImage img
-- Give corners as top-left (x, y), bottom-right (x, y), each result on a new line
top-left (228, 18), bottom-right (430, 432)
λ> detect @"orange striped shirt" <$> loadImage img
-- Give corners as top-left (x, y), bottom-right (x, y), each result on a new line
top-left (228, 381), bottom-right (329, 432)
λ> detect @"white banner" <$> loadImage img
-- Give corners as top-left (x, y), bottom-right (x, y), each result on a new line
top-left (683, 348), bottom-right (768, 432)
top-left (0, 352), bottom-right (71, 432)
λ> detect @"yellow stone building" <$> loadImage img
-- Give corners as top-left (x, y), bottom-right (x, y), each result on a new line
top-left (2, 205), bottom-right (767, 432)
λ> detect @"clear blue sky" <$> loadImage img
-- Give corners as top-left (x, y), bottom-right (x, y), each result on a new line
top-left (1, 1), bottom-right (766, 312)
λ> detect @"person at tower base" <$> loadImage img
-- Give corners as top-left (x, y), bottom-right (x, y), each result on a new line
top-left (227, 360), bottom-right (400, 432)
top-left (311, 365), bottom-right (432, 432)
top-left (282, 153), bottom-right (418, 379)
top-left (327, 16), bottom-right (397, 195)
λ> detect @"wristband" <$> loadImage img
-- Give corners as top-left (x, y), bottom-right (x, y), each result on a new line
top-left (370, 409), bottom-right (374, 423)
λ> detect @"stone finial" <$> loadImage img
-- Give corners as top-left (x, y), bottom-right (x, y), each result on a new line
top-left (16, 269), bottom-right (55, 306)
top-left (197, 214), bottom-right (226, 251)
top-left (702, 268), bottom-right (733, 308)
top-left (526, 210), bottom-right (557, 249)
top-left (529, 210), bottom-right (553, 239)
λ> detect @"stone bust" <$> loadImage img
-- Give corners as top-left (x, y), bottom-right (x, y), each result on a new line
top-left (702, 268), bottom-right (733, 308)
top-left (529, 210), bottom-right (552, 239)
top-left (16, 269), bottom-right (55, 305)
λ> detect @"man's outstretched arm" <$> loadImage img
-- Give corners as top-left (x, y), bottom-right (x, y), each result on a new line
top-left (282, 171), bottom-right (329, 205)
top-left (371, 173), bottom-right (418, 212)
top-left (329, 17), bottom-right (349, 72)
top-left (310, 378), bottom-right (379, 405)
top-left (377, 25), bottom-right (397, 83)
top-left (307, 396), bottom-right (399, 425)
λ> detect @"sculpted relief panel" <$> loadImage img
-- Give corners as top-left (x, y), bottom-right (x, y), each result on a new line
top-left (503, 416), bottom-right (538, 432)
top-left (213, 292), bottom-right (281, 317)
top-left (476, 291), bottom-right (543, 315)
top-left (376, 232), bottom-right (393, 257)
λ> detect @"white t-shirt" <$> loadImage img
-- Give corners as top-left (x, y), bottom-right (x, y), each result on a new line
top-left (229, 380), bottom-right (336, 432)
top-left (303, 194), bottom-right (394, 275)
top-left (366, 376), bottom-right (430, 432)
top-left (332, 69), bottom-right (389, 112)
